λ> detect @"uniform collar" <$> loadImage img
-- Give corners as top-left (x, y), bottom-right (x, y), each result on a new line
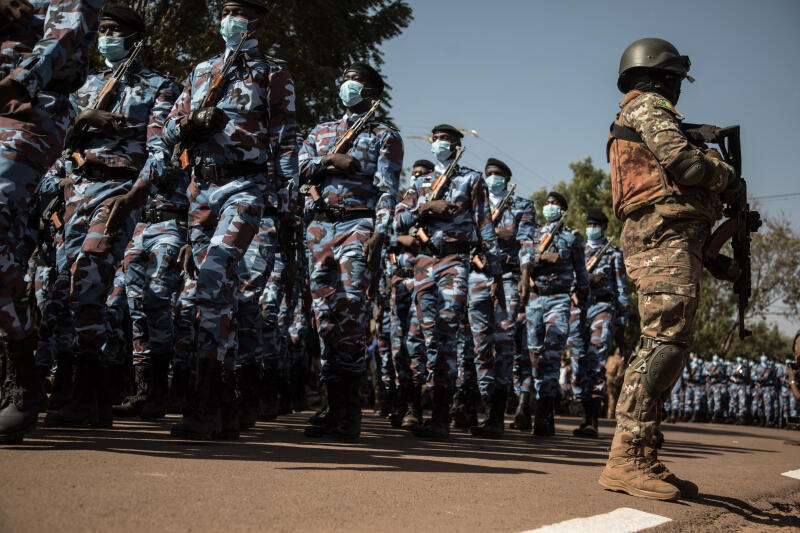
top-left (224, 38), bottom-right (258, 60)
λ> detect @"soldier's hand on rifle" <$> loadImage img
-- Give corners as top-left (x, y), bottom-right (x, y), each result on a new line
top-left (322, 153), bottom-right (361, 175)
top-left (185, 107), bottom-right (229, 137)
top-left (420, 199), bottom-right (457, 220)
top-left (396, 234), bottom-right (418, 251)
top-left (491, 274), bottom-right (507, 313)
top-left (0, 77), bottom-right (26, 108)
top-left (518, 267), bottom-right (531, 305)
top-left (495, 227), bottom-right (515, 245)
top-left (75, 109), bottom-right (127, 136)
top-left (721, 177), bottom-right (744, 204)
top-left (177, 243), bottom-right (197, 279)
top-left (58, 177), bottom-right (75, 189)
top-left (0, 0), bottom-right (33, 26)
top-left (104, 185), bottom-right (148, 236)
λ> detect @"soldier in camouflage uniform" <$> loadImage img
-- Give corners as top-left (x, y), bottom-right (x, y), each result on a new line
top-left (752, 356), bottom-right (776, 427)
top-left (599, 38), bottom-right (738, 501)
top-left (519, 191), bottom-right (588, 437)
top-left (394, 124), bottom-right (503, 440)
top-left (728, 356), bottom-right (750, 424)
top-left (300, 63), bottom-right (402, 440)
top-left (706, 354), bottom-right (728, 423)
top-left (0, 0), bottom-right (103, 443)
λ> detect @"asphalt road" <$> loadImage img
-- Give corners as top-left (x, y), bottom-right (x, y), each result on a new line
top-left (1, 413), bottom-right (798, 532)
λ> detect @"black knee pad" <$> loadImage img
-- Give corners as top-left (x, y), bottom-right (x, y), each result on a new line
top-left (632, 340), bottom-right (686, 397)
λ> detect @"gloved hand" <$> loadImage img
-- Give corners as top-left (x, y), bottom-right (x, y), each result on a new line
top-left (721, 177), bottom-right (745, 204)
top-left (186, 107), bottom-right (229, 136)
top-left (322, 153), bottom-right (361, 175)
top-left (104, 185), bottom-right (149, 236)
top-left (705, 157), bottom-right (735, 193)
top-left (75, 109), bottom-right (127, 136)
top-left (177, 244), bottom-right (196, 279)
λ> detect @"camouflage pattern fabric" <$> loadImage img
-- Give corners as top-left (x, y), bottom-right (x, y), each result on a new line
top-left (467, 269), bottom-right (512, 395)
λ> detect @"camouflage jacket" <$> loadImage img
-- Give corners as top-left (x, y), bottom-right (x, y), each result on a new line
top-left (160, 43), bottom-right (298, 212)
top-left (394, 161), bottom-right (503, 277)
top-left (489, 190), bottom-right (537, 273)
top-left (520, 221), bottom-right (589, 304)
top-left (387, 173), bottom-right (434, 273)
top-left (0, 0), bottom-right (49, 73)
top-left (705, 361), bottom-right (728, 384)
top-left (753, 363), bottom-right (775, 386)
top-left (70, 59), bottom-right (180, 172)
top-left (8, 0), bottom-right (103, 97)
top-left (299, 111), bottom-right (403, 235)
top-left (585, 237), bottom-right (629, 324)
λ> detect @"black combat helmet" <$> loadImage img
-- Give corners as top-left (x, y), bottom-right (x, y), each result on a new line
top-left (617, 38), bottom-right (692, 93)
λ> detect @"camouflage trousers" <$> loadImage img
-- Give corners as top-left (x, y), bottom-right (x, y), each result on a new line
top-left (570, 301), bottom-right (615, 400)
top-left (668, 380), bottom-right (684, 411)
top-left (284, 275), bottom-right (308, 371)
top-left (0, 91), bottom-right (72, 339)
top-left (261, 248), bottom-right (286, 371)
top-left (126, 219), bottom-right (186, 364)
top-left (456, 313), bottom-right (476, 390)
top-left (779, 386), bottom-right (797, 420)
top-left (526, 292), bottom-right (571, 400)
top-left (33, 263), bottom-right (58, 367)
top-left (172, 273), bottom-right (196, 370)
top-left (375, 279), bottom-right (394, 390)
top-left (468, 269), bottom-right (513, 395)
top-left (511, 275), bottom-right (532, 395)
top-left (753, 385), bottom-right (776, 419)
top-left (614, 206), bottom-right (709, 442)
top-left (104, 263), bottom-right (130, 366)
top-left (414, 253), bottom-right (469, 390)
top-left (687, 383), bottom-right (708, 414)
top-left (306, 218), bottom-right (372, 381)
top-left (390, 274), bottom-right (415, 387)
top-left (708, 383), bottom-right (728, 415)
top-left (728, 383), bottom-right (749, 418)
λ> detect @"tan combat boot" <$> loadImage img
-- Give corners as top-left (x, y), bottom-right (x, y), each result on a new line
top-left (598, 432), bottom-right (681, 501)
top-left (641, 432), bottom-right (699, 499)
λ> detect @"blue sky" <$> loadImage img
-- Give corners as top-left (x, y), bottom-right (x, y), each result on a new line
top-left (378, 0), bottom-right (799, 333)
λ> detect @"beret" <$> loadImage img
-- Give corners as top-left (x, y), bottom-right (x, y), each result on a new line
top-left (100, 5), bottom-right (145, 34)
top-left (431, 123), bottom-right (463, 139)
top-left (344, 62), bottom-right (384, 94)
top-left (586, 208), bottom-right (609, 225)
top-left (485, 157), bottom-right (511, 178)
top-left (413, 159), bottom-right (434, 171)
top-left (546, 191), bottom-right (568, 210)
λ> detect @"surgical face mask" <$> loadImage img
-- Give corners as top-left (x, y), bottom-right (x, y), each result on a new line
top-left (712, 355), bottom-right (719, 363)
top-left (542, 204), bottom-right (562, 222)
top-left (430, 140), bottom-right (452, 162)
top-left (220, 16), bottom-right (249, 45)
top-left (760, 356), bottom-right (768, 364)
top-left (339, 80), bottom-right (364, 108)
top-left (586, 226), bottom-right (603, 241)
top-left (98, 36), bottom-right (128, 62)
top-left (485, 175), bottom-right (506, 195)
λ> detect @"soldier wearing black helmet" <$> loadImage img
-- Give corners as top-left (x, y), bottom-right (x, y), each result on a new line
top-left (599, 38), bottom-right (739, 501)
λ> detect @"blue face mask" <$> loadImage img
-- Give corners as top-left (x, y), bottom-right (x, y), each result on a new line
top-left (431, 140), bottom-right (452, 162)
top-left (98, 36), bottom-right (128, 62)
top-left (760, 356), bottom-right (768, 364)
top-left (339, 80), bottom-right (364, 108)
top-left (542, 204), bottom-right (562, 222)
top-left (485, 175), bottom-right (506, 195)
top-left (220, 16), bottom-right (249, 46)
top-left (712, 355), bottom-right (719, 363)
top-left (586, 226), bottom-right (603, 241)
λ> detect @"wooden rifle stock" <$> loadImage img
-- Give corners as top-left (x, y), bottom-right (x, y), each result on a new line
top-left (491, 183), bottom-right (516, 223)
top-left (536, 215), bottom-right (564, 254)
top-left (586, 239), bottom-right (613, 272)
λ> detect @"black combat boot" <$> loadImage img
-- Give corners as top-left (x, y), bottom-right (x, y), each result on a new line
top-left (414, 386), bottom-right (452, 440)
top-left (170, 358), bottom-right (222, 440)
top-left (400, 383), bottom-right (423, 431)
top-left (218, 367), bottom-right (240, 440)
top-left (278, 373), bottom-right (293, 416)
top-left (48, 350), bottom-right (74, 411)
top-left (141, 353), bottom-right (169, 420)
top-left (290, 362), bottom-right (308, 412)
top-left (37, 364), bottom-right (52, 405)
top-left (389, 383), bottom-right (409, 428)
top-left (0, 336), bottom-right (42, 443)
top-left (336, 372), bottom-right (362, 441)
top-left (506, 391), bottom-right (518, 415)
top-left (532, 396), bottom-right (556, 436)
top-left (380, 382), bottom-right (396, 419)
top-left (470, 386), bottom-right (507, 438)
top-left (510, 391), bottom-right (532, 430)
top-left (305, 380), bottom-right (342, 438)
top-left (168, 364), bottom-right (191, 414)
top-left (113, 362), bottom-right (151, 417)
top-left (449, 387), bottom-right (470, 430)
top-left (260, 366), bottom-right (279, 421)
top-left (46, 353), bottom-right (100, 427)
top-left (236, 362), bottom-right (261, 431)
top-left (573, 398), bottom-right (598, 437)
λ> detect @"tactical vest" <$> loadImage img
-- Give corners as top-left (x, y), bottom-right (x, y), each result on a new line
top-left (606, 90), bottom-right (720, 222)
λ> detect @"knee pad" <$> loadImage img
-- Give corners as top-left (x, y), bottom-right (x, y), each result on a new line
top-left (631, 337), bottom-right (687, 397)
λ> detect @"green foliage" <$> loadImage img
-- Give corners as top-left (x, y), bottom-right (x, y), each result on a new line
top-left (106, 0), bottom-right (413, 132)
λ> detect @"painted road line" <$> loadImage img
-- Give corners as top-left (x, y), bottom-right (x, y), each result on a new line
top-left (520, 507), bottom-right (672, 533)
top-left (781, 469), bottom-right (800, 480)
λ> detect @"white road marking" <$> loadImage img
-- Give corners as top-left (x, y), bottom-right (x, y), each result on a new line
top-left (781, 469), bottom-right (800, 480)
top-left (520, 507), bottom-right (672, 533)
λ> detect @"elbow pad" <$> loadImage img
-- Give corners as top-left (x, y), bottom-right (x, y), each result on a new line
top-left (665, 149), bottom-right (709, 186)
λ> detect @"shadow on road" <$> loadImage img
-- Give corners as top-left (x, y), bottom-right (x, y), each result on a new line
top-left (693, 493), bottom-right (800, 529)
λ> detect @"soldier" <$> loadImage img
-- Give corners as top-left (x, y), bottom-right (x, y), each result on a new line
top-left (300, 63), bottom-right (402, 440)
top-left (687, 356), bottom-right (706, 422)
top-left (728, 356), bottom-right (751, 424)
top-left (777, 359), bottom-right (796, 429)
top-left (106, 0), bottom-right (298, 440)
top-left (394, 124), bottom-right (504, 440)
top-left (753, 356), bottom-right (776, 427)
top-left (43, 6), bottom-right (180, 429)
top-left (666, 367), bottom-right (684, 424)
top-left (599, 38), bottom-right (738, 500)
top-left (519, 191), bottom-right (589, 436)
top-left (572, 209), bottom-right (629, 438)
top-left (0, 0), bottom-right (103, 443)
top-left (707, 354), bottom-right (728, 423)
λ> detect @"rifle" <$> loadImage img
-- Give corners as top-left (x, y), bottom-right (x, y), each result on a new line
top-left (586, 238), bottom-right (614, 273)
top-left (536, 214), bottom-right (565, 254)
top-left (63, 40), bottom-right (144, 166)
top-left (43, 193), bottom-right (65, 230)
top-left (176, 33), bottom-right (251, 169)
top-left (416, 146), bottom-right (466, 244)
top-left (491, 183), bottom-right (516, 223)
top-left (698, 125), bottom-right (761, 338)
top-left (300, 99), bottom-right (382, 202)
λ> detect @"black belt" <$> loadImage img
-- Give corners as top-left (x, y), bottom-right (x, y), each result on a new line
top-left (313, 208), bottom-right (375, 223)
top-left (535, 285), bottom-right (571, 296)
top-left (394, 267), bottom-right (414, 279)
top-left (195, 162), bottom-right (264, 182)
top-left (75, 164), bottom-right (138, 181)
top-left (591, 294), bottom-right (614, 304)
top-left (141, 209), bottom-right (187, 224)
top-left (420, 241), bottom-right (471, 257)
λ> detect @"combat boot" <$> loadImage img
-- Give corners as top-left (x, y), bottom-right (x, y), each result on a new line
top-left (308, 404), bottom-right (329, 426)
top-left (113, 362), bottom-right (151, 417)
top-left (510, 391), bottom-right (532, 430)
top-left (48, 351), bottom-right (74, 411)
top-left (141, 353), bottom-right (169, 420)
top-left (290, 362), bottom-right (308, 412)
top-left (388, 383), bottom-right (408, 428)
top-left (667, 409), bottom-right (679, 424)
top-left (218, 367), bottom-right (240, 440)
top-left (414, 387), bottom-right (451, 440)
top-left (711, 411), bottom-right (721, 424)
top-left (236, 362), bottom-right (261, 431)
top-left (45, 353), bottom-right (100, 428)
top-left (260, 366), bottom-right (279, 421)
top-left (573, 398), bottom-right (598, 438)
top-left (598, 432), bottom-right (681, 501)
top-left (278, 373), bottom-right (292, 416)
top-left (37, 365), bottom-right (52, 405)
top-left (532, 396), bottom-right (556, 436)
top-left (0, 336), bottom-right (42, 443)
top-left (336, 371), bottom-right (362, 441)
top-left (400, 384), bottom-right (423, 431)
top-left (167, 364), bottom-right (190, 414)
top-left (449, 388), bottom-right (471, 430)
top-left (170, 358), bottom-right (222, 440)
top-left (305, 380), bottom-right (342, 438)
top-left (381, 382), bottom-right (397, 419)
top-left (642, 432), bottom-right (699, 499)
top-left (470, 386), bottom-right (507, 438)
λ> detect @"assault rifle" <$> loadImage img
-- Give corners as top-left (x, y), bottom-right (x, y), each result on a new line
top-left (491, 183), bottom-right (516, 223)
top-left (528, 214), bottom-right (566, 288)
top-left (176, 33), bottom-right (251, 169)
top-left (694, 125), bottom-right (761, 339)
top-left (586, 238), bottom-right (614, 273)
top-left (415, 146), bottom-right (466, 244)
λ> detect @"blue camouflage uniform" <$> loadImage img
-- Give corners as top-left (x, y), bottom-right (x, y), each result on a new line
top-left (728, 358), bottom-right (750, 421)
top-left (752, 359), bottom-right (776, 423)
top-left (707, 356), bottom-right (728, 420)
top-left (685, 357), bottom-right (706, 419)
top-left (777, 361), bottom-right (797, 425)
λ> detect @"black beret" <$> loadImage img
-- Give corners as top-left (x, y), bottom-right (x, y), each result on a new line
top-left (413, 159), bottom-right (434, 171)
top-left (586, 208), bottom-right (609, 225)
top-left (100, 6), bottom-right (145, 34)
top-left (485, 157), bottom-right (511, 178)
top-left (431, 123), bottom-right (463, 139)
top-left (546, 191), bottom-right (568, 210)
top-left (222, 0), bottom-right (269, 13)
top-left (344, 62), bottom-right (384, 94)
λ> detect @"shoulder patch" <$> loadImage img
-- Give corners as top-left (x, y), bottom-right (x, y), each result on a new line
top-left (654, 99), bottom-right (683, 118)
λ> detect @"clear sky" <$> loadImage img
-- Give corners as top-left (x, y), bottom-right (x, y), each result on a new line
top-left (378, 0), bottom-right (800, 334)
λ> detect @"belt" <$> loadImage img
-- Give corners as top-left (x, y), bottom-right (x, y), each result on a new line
top-left (591, 294), bottom-right (614, 304)
top-left (420, 241), bottom-right (471, 257)
top-left (394, 267), bottom-right (414, 279)
top-left (141, 209), bottom-right (188, 224)
top-left (313, 208), bottom-right (375, 223)
top-left (195, 162), bottom-right (264, 182)
top-left (75, 164), bottom-right (138, 181)
top-left (535, 285), bottom-right (571, 296)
